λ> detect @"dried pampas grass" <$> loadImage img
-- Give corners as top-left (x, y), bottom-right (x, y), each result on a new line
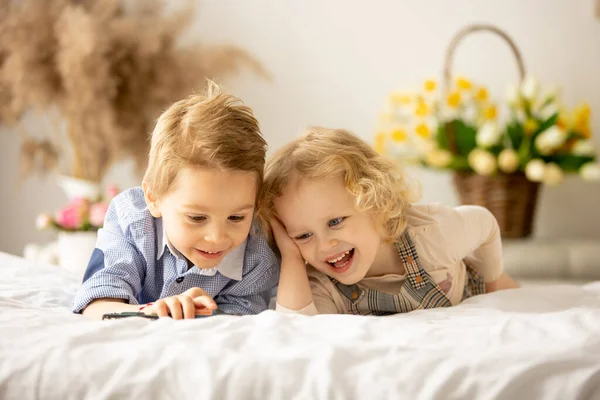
top-left (0, 0), bottom-right (265, 182)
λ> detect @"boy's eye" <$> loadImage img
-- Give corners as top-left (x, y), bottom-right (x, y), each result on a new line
top-left (228, 215), bottom-right (246, 223)
top-left (187, 215), bottom-right (207, 223)
top-left (294, 233), bottom-right (313, 241)
top-left (328, 217), bottom-right (345, 227)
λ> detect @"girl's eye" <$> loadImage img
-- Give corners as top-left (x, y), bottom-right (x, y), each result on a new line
top-left (294, 233), bottom-right (313, 241)
top-left (188, 215), bottom-right (207, 223)
top-left (228, 215), bottom-right (246, 223)
top-left (328, 217), bottom-right (345, 227)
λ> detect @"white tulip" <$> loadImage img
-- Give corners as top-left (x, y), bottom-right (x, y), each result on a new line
top-left (498, 148), bottom-right (520, 173)
top-left (426, 148), bottom-right (453, 168)
top-left (525, 159), bottom-right (546, 182)
top-left (506, 83), bottom-right (520, 105)
top-left (542, 86), bottom-right (560, 102)
top-left (543, 162), bottom-right (564, 186)
top-left (580, 163), bottom-right (600, 181)
top-left (538, 103), bottom-right (559, 121)
top-left (535, 125), bottom-right (567, 155)
top-left (572, 140), bottom-right (596, 156)
top-left (461, 104), bottom-right (478, 125)
top-left (476, 121), bottom-right (502, 148)
top-left (521, 76), bottom-right (540, 101)
top-left (468, 149), bottom-right (497, 176)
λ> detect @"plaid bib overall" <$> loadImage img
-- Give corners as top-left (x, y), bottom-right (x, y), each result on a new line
top-left (330, 231), bottom-right (486, 316)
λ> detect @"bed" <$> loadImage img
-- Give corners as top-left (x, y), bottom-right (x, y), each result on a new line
top-left (1, 251), bottom-right (599, 399)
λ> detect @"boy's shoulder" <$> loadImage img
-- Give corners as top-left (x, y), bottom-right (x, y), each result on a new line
top-left (241, 222), bottom-right (280, 273)
top-left (107, 187), bottom-right (157, 239)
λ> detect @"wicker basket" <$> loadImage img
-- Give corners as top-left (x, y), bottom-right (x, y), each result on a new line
top-left (443, 25), bottom-right (540, 238)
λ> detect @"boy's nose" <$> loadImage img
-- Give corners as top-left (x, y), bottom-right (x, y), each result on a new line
top-left (204, 225), bottom-right (228, 245)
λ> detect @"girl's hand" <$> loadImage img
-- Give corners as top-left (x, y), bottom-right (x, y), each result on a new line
top-left (141, 287), bottom-right (217, 320)
top-left (271, 217), bottom-right (304, 264)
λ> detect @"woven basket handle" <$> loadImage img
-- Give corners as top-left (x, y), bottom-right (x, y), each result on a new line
top-left (442, 24), bottom-right (526, 153)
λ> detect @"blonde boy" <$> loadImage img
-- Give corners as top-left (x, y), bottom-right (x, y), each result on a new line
top-left (73, 83), bottom-right (279, 319)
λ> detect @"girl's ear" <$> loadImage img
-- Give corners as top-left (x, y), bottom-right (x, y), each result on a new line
top-left (142, 182), bottom-right (162, 218)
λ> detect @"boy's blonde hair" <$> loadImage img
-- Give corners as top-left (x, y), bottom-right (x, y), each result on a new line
top-left (143, 81), bottom-right (266, 199)
top-left (260, 127), bottom-right (419, 242)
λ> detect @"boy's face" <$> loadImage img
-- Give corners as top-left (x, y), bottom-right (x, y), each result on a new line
top-left (274, 175), bottom-right (384, 285)
top-left (148, 167), bottom-right (257, 269)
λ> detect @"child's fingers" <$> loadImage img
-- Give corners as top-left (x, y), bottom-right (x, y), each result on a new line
top-left (154, 301), bottom-right (169, 318)
top-left (270, 218), bottom-right (286, 235)
top-left (180, 296), bottom-right (196, 319)
top-left (166, 297), bottom-right (183, 320)
top-left (193, 295), bottom-right (218, 310)
top-left (184, 287), bottom-right (209, 299)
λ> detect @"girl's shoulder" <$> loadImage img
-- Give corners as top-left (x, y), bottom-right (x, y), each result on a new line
top-left (406, 203), bottom-right (455, 228)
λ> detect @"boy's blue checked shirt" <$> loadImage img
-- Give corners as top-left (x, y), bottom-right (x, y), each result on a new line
top-left (72, 187), bottom-right (280, 315)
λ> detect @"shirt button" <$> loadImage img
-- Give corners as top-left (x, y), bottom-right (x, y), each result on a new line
top-left (351, 292), bottom-right (359, 300)
top-left (415, 275), bottom-right (423, 283)
top-left (176, 277), bottom-right (184, 283)
top-left (405, 256), bottom-right (414, 263)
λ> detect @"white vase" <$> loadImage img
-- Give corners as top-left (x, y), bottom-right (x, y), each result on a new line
top-left (57, 175), bottom-right (102, 200)
top-left (57, 231), bottom-right (97, 278)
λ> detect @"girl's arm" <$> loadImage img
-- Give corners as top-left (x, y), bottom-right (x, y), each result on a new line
top-left (270, 218), bottom-right (315, 312)
top-left (445, 205), bottom-right (519, 290)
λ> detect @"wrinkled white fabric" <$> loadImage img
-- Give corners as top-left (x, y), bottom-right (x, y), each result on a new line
top-left (1, 252), bottom-right (599, 400)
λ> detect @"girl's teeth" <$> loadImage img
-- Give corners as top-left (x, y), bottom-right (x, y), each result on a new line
top-left (328, 250), bottom-right (351, 264)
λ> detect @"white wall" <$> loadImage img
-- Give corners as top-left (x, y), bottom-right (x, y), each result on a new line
top-left (1, 0), bottom-right (599, 256)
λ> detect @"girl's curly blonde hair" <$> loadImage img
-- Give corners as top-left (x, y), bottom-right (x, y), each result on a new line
top-left (259, 127), bottom-right (420, 243)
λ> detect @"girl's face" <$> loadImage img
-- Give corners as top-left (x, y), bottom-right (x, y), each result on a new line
top-left (274, 175), bottom-right (385, 285)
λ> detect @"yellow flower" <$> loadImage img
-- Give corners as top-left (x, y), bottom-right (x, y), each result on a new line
top-left (456, 77), bottom-right (472, 90)
top-left (475, 87), bottom-right (488, 102)
top-left (572, 103), bottom-right (591, 139)
top-left (414, 102), bottom-right (430, 117)
top-left (389, 92), bottom-right (412, 105)
top-left (484, 105), bottom-right (497, 120)
top-left (391, 129), bottom-right (408, 142)
top-left (374, 133), bottom-right (386, 154)
top-left (424, 80), bottom-right (437, 92)
top-left (415, 123), bottom-right (431, 139)
top-left (447, 92), bottom-right (461, 108)
top-left (556, 114), bottom-right (568, 130)
top-left (524, 119), bottom-right (539, 135)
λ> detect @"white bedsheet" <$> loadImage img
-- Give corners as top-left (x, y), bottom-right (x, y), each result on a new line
top-left (1, 251), bottom-right (600, 400)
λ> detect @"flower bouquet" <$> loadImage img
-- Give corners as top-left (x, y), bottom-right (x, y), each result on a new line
top-left (375, 24), bottom-right (599, 238)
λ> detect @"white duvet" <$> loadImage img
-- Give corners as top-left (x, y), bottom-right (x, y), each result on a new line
top-left (1, 251), bottom-right (600, 400)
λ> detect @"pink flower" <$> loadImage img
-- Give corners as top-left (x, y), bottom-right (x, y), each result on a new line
top-left (55, 205), bottom-right (82, 230)
top-left (107, 184), bottom-right (119, 200)
top-left (90, 203), bottom-right (109, 227)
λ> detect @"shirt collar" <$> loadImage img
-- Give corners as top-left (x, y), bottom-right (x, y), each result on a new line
top-left (156, 218), bottom-right (246, 281)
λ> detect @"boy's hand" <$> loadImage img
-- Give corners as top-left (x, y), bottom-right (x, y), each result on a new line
top-left (271, 218), bottom-right (304, 264)
top-left (142, 287), bottom-right (217, 320)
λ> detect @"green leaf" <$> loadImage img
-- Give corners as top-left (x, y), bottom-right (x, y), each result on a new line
top-left (448, 156), bottom-right (471, 171)
top-left (506, 121), bottom-right (524, 149)
top-left (534, 112), bottom-right (558, 139)
top-left (453, 120), bottom-right (477, 155)
top-left (435, 124), bottom-right (449, 150)
top-left (546, 154), bottom-right (595, 172)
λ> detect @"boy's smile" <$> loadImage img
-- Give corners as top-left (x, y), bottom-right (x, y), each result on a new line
top-left (147, 167), bottom-right (257, 269)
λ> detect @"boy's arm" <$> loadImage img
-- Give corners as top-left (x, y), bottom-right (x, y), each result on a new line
top-left (72, 197), bottom-right (146, 318)
top-left (214, 250), bottom-right (280, 315)
top-left (81, 298), bottom-right (141, 319)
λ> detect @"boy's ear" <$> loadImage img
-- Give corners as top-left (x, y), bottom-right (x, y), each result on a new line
top-left (142, 182), bottom-right (162, 218)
